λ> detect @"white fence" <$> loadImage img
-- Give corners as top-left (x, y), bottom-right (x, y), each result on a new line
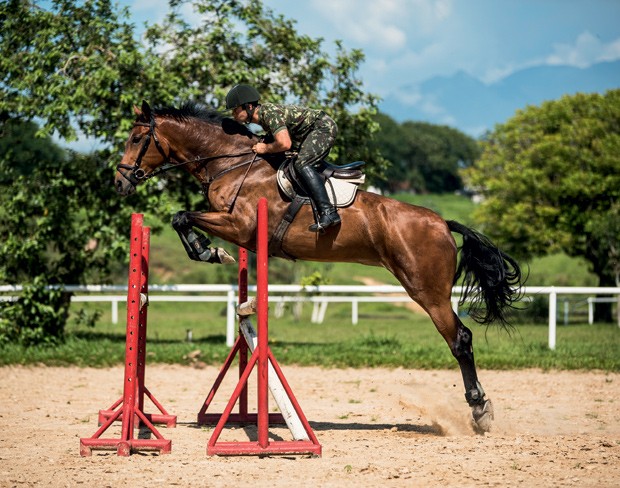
top-left (1, 284), bottom-right (618, 349)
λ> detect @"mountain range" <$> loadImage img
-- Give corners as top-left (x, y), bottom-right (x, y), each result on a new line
top-left (379, 60), bottom-right (620, 137)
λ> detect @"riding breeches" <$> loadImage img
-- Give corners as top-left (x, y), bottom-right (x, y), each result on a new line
top-left (292, 115), bottom-right (338, 171)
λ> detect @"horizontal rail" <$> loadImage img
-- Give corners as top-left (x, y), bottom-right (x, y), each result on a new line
top-left (2, 283), bottom-right (620, 295)
top-left (1, 285), bottom-right (618, 349)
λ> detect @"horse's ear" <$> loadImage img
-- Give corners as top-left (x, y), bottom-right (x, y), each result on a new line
top-left (141, 100), bottom-right (152, 119)
top-left (133, 104), bottom-right (142, 116)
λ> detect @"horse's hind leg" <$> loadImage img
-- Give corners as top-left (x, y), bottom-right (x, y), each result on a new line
top-left (451, 314), bottom-right (494, 433)
top-left (171, 211), bottom-right (236, 264)
top-left (427, 302), bottom-right (494, 433)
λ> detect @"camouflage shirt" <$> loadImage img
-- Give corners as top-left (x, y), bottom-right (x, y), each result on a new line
top-left (257, 103), bottom-right (325, 151)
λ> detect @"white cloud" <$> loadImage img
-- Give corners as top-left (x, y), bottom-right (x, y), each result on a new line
top-left (310, 0), bottom-right (453, 51)
top-left (547, 31), bottom-right (620, 68)
top-left (479, 32), bottom-right (620, 84)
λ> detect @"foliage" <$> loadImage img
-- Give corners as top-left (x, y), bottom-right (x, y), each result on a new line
top-left (0, 0), bottom-right (174, 144)
top-left (0, 120), bottom-right (65, 179)
top-left (0, 120), bottom-right (179, 344)
top-left (464, 90), bottom-right (620, 296)
top-left (0, 277), bottom-right (69, 345)
top-left (0, 0), bottom-right (386, 344)
top-left (372, 112), bottom-right (481, 193)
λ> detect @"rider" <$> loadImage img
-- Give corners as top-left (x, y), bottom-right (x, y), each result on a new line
top-left (225, 84), bottom-right (341, 232)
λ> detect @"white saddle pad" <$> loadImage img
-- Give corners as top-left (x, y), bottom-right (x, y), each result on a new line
top-left (276, 164), bottom-right (365, 208)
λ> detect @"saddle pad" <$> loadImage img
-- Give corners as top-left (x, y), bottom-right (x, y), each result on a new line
top-left (276, 164), bottom-right (365, 208)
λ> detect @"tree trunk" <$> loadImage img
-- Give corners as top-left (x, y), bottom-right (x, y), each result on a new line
top-left (594, 275), bottom-right (615, 323)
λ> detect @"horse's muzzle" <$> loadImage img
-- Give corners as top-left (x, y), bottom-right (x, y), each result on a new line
top-left (114, 171), bottom-right (136, 196)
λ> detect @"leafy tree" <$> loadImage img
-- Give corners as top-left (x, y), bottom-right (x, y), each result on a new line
top-left (0, 0), bottom-right (175, 143)
top-left (464, 90), bottom-right (620, 321)
top-left (0, 120), bottom-right (65, 180)
top-left (0, 0), bottom-right (385, 343)
top-left (372, 113), bottom-right (480, 193)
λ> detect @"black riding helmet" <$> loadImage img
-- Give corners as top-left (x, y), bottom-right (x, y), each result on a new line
top-left (225, 84), bottom-right (260, 109)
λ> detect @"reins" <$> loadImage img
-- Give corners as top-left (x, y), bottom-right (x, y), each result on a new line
top-left (222, 151), bottom-right (259, 213)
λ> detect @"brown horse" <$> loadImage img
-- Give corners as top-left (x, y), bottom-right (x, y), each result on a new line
top-left (115, 100), bottom-right (524, 433)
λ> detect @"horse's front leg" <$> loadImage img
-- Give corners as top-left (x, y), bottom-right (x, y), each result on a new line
top-left (171, 211), bottom-right (236, 264)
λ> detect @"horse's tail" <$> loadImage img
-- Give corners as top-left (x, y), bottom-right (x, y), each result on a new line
top-left (447, 220), bottom-right (525, 326)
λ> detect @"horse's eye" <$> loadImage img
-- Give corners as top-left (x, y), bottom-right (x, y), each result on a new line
top-left (132, 135), bottom-right (142, 144)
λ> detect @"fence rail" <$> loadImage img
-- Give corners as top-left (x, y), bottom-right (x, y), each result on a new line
top-left (1, 284), bottom-right (618, 349)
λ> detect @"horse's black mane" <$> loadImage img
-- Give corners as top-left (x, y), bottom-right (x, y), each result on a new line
top-left (151, 101), bottom-right (254, 138)
top-left (152, 101), bottom-right (225, 124)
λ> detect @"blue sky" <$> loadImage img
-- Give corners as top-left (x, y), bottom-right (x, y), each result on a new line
top-left (124, 0), bottom-right (620, 97)
top-left (65, 0), bottom-right (620, 150)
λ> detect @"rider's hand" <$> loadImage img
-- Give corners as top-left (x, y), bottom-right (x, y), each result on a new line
top-left (252, 142), bottom-right (268, 154)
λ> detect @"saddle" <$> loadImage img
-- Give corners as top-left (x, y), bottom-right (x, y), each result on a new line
top-left (269, 160), bottom-right (365, 260)
top-left (276, 160), bottom-right (365, 207)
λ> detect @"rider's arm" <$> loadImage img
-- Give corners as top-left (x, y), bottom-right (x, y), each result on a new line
top-left (253, 128), bottom-right (291, 154)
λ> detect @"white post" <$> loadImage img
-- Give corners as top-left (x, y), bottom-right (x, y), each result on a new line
top-left (311, 301), bottom-right (320, 323)
top-left (226, 289), bottom-right (236, 347)
top-left (451, 297), bottom-right (459, 314)
top-left (588, 297), bottom-right (594, 325)
top-left (239, 319), bottom-right (308, 440)
top-left (112, 299), bottom-right (118, 324)
top-left (548, 288), bottom-right (557, 350)
top-left (352, 299), bottom-right (358, 325)
top-left (274, 300), bottom-right (285, 318)
top-left (563, 299), bottom-right (569, 325)
top-left (317, 301), bottom-right (328, 324)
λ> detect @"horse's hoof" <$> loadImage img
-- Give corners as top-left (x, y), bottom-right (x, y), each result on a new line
top-left (215, 248), bottom-right (236, 264)
top-left (471, 398), bottom-right (494, 434)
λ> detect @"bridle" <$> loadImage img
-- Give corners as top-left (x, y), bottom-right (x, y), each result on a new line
top-left (116, 114), bottom-right (258, 189)
top-left (115, 116), bottom-right (172, 186)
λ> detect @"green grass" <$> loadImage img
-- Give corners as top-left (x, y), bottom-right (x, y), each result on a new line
top-left (389, 192), bottom-right (477, 225)
top-left (2, 300), bottom-right (618, 371)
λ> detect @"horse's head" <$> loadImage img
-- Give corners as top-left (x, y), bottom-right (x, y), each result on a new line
top-left (115, 100), bottom-right (169, 196)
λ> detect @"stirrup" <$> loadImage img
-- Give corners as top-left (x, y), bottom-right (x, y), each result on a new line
top-left (308, 211), bottom-right (341, 233)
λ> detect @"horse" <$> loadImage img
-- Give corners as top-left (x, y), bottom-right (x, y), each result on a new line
top-left (115, 100), bottom-right (525, 433)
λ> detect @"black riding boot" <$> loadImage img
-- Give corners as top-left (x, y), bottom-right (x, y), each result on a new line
top-left (297, 165), bottom-right (341, 232)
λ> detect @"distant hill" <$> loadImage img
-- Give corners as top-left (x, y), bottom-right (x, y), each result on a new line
top-left (379, 60), bottom-right (620, 137)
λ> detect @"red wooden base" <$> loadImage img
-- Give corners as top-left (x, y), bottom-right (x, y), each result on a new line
top-left (79, 214), bottom-right (174, 456)
top-left (199, 199), bottom-right (321, 457)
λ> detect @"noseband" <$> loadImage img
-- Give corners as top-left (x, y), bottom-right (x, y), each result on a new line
top-left (116, 115), bottom-right (257, 188)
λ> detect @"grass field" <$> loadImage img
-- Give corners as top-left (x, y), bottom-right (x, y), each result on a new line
top-left (2, 299), bottom-right (618, 371)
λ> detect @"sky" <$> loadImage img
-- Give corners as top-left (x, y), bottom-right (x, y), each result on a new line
top-left (66, 0), bottom-right (620, 150)
top-left (124, 0), bottom-right (620, 97)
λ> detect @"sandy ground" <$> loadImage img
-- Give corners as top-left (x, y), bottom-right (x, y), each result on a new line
top-left (1, 365), bottom-right (619, 487)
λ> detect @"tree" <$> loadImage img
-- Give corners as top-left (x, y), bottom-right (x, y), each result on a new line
top-left (0, 0), bottom-right (175, 143)
top-left (0, 0), bottom-right (385, 343)
top-left (372, 113), bottom-right (480, 193)
top-left (464, 90), bottom-right (620, 321)
top-left (0, 124), bottom-right (119, 344)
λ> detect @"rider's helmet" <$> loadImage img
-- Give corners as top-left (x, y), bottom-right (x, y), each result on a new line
top-left (225, 84), bottom-right (260, 109)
